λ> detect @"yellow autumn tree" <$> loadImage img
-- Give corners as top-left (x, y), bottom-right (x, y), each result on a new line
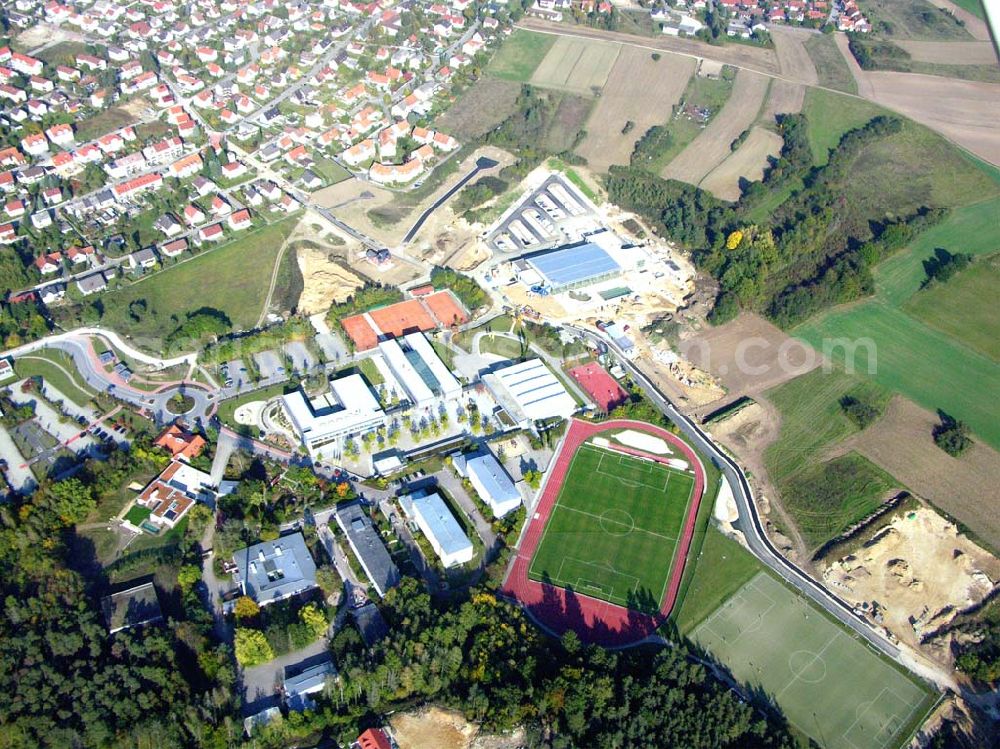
top-left (725, 230), bottom-right (744, 250)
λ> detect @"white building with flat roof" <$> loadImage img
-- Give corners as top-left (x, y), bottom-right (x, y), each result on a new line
top-left (489, 358), bottom-right (577, 423)
top-left (283, 374), bottom-right (385, 456)
top-left (453, 450), bottom-right (521, 518)
top-left (399, 491), bottom-right (474, 567)
top-left (377, 331), bottom-right (461, 408)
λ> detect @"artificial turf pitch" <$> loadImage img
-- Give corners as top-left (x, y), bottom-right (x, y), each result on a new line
top-left (527, 443), bottom-right (694, 612)
top-left (692, 572), bottom-right (936, 749)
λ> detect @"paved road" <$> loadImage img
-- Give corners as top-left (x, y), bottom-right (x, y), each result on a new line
top-left (566, 324), bottom-right (907, 664)
top-left (401, 156), bottom-right (499, 244)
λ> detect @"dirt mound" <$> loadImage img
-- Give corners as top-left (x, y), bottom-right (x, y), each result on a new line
top-left (822, 506), bottom-right (1000, 655)
top-left (390, 707), bottom-right (525, 749)
top-left (295, 243), bottom-right (363, 315)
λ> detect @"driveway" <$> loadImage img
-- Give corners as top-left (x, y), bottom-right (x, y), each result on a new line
top-left (241, 636), bottom-right (331, 715)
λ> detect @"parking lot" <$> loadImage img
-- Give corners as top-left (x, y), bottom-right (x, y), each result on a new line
top-left (254, 350), bottom-right (285, 380)
top-left (486, 174), bottom-right (597, 255)
top-left (283, 342), bottom-right (317, 374)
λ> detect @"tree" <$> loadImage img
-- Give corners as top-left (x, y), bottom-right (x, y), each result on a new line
top-left (234, 628), bottom-right (274, 666)
top-left (177, 564), bottom-right (201, 593)
top-left (233, 596), bottom-right (261, 621)
top-left (299, 604), bottom-right (328, 640)
top-left (45, 477), bottom-right (95, 525)
top-left (316, 566), bottom-right (341, 597)
top-left (524, 469), bottom-right (543, 489)
top-left (933, 412), bottom-right (973, 457)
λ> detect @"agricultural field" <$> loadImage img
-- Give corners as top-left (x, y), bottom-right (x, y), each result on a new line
top-left (528, 443), bottom-right (694, 611)
top-left (691, 572), bottom-right (936, 749)
top-left (541, 95), bottom-right (594, 154)
top-left (801, 88), bottom-right (885, 164)
top-left (630, 66), bottom-right (736, 174)
top-left (436, 78), bottom-right (521, 140)
top-left (529, 37), bottom-right (620, 95)
top-left (97, 218), bottom-right (298, 341)
top-left (698, 126), bottom-right (783, 201)
top-left (662, 69), bottom-right (770, 187)
top-left (768, 26), bottom-right (818, 87)
top-left (804, 33), bottom-right (858, 93)
top-left (761, 79), bottom-right (806, 122)
top-left (849, 38), bottom-right (1000, 83)
top-left (864, 0), bottom-right (972, 40)
top-left (574, 46), bottom-right (695, 172)
top-left (795, 302), bottom-right (1000, 452)
top-left (485, 29), bottom-right (555, 82)
top-left (903, 253), bottom-right (1000, 362)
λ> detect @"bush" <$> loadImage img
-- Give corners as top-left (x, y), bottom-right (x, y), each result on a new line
top-left (233, 596), bottom-right (260, 621)
top-left (839, 394), bottom-right (883, 429)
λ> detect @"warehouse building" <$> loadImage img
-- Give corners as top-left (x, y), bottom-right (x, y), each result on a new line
top-left (399, 491), bottom-right (474, 567)
top-left (517, 241), bottom-right (622, 293)
top-left (378, 331), bottom-right (462, 408)
top-left (452, 450), bottom-right (521, 518)
top-left (488, 358), bottom-right (577, 423)
top-left (283, 374), bottom-right (385, 456)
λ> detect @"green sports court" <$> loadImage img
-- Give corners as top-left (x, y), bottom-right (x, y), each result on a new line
top-left (692, 572), bottom-right (937, 749)
top-left (527, 442), bottom-right (695, 612)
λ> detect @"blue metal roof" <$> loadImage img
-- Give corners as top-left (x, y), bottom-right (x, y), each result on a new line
top-left (527, 242), bottom-right (621, 287)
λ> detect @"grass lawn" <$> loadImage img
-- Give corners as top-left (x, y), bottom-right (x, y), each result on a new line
top-left (794, 301), bottom-right (1000, 452)
top-left (691, 571), bottom-right (936, 749)
top-left (804, 33), bottom-right (857, 94)
top-left (486, 29), bottom-right (556, 82)
top-left (76, 526), bottom-right (121, 566)
top-left (313, 157), bottom-right (351, 185)
top-left (217, 382), bottom-right (293, 426)
top-left (128, 516), bottom-right (189, 554)
top-left (948, 0), bottom-right (985, 18)
top-left (675, 525), bottom-right (762, 635)
top-left (903, 253), bottom-right (1000, 363)
top-left (75, 107), bottom-right (137, 143)
top-left (802, 88), bottom-right (885, 165)
top-left (762, 367), bottom-right (900, 548)
top-left (480, 334), bottom-right (525, 360)
top-left (864, 0), bottom-right (972, 39)
top-left (98, 218), bottom-right (298, 340)
top-left (452, 314), bottom-right (513, 350)
top-left (874, 196), bottom-right (1000, 306)
top-left (124, 504), bottom-right (152, 526)
top-left (528, 443), bottom-right (694, 612)
top-left (15, 350), bottom-right (96, 406)
top-left (764, 367), bottom-right (890, 483)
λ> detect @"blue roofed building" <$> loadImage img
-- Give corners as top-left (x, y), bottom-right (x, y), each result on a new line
top-left (522, 241), bottom-right (621, 292)
top-left (453, 450), bottom-right (522, 518)
top-left (399, 491), bottom-right (474, 568)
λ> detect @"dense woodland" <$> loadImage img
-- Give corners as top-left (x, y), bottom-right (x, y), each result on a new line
top-left (607, 114), bottom-right (945, 327)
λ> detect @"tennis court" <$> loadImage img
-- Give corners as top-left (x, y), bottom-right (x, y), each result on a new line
top-left (692, 572), bottom-right (936, 749)
top-left (528, 442), bottom-right (695, 611)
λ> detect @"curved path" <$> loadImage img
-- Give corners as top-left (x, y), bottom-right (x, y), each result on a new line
top-left (501, 418), bottom-right (707, 647)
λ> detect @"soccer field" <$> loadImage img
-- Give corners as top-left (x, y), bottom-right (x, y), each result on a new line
top-left (527, 443), bottom-right (694, 612)
top-left (693, 572), bottom-right (936, 749)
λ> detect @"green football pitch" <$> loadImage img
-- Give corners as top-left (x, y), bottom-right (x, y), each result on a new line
top-left (692, 572), bottom-right (936, 749)
top-left (527, 443), bottom-right (695, 612)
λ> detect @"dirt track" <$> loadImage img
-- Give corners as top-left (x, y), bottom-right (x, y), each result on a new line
top-left (895, 40), bottom-right (998, 65)
top-left (575, 46), bottom-right (695, 172)
top-left (699, 127), bottom-right (783, 200)
top-left (661, 68), bottom-right (770, 186)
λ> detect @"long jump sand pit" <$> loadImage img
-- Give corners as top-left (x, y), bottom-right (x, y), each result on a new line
top-left (895, 40), bottom-right (998, 65)
top-left (840, 395), bottom-right (1000, 551)
top-left (699, 127), bottom-right (783, 201)
top-left (822, 505), bottom-right (1000, 651)
top-left (864, 72), bottom-right (1000, 167)
top-left (530, 36), bottom-right (620, 95)
top-left (575, 46), bottom-right (695, 172)
top-left (661, 68), bottom-right (770, 186)
top-left (680, 312), bottom-right (819, 396)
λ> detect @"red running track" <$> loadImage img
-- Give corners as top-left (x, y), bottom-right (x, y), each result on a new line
top-left (501, 418), bottom-right (707, 647)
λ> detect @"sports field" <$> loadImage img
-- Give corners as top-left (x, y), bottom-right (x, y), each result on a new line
top-left (693, 572), bottom-right (936, 749)
top-left (527, 443), bottom-right (694, 611)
